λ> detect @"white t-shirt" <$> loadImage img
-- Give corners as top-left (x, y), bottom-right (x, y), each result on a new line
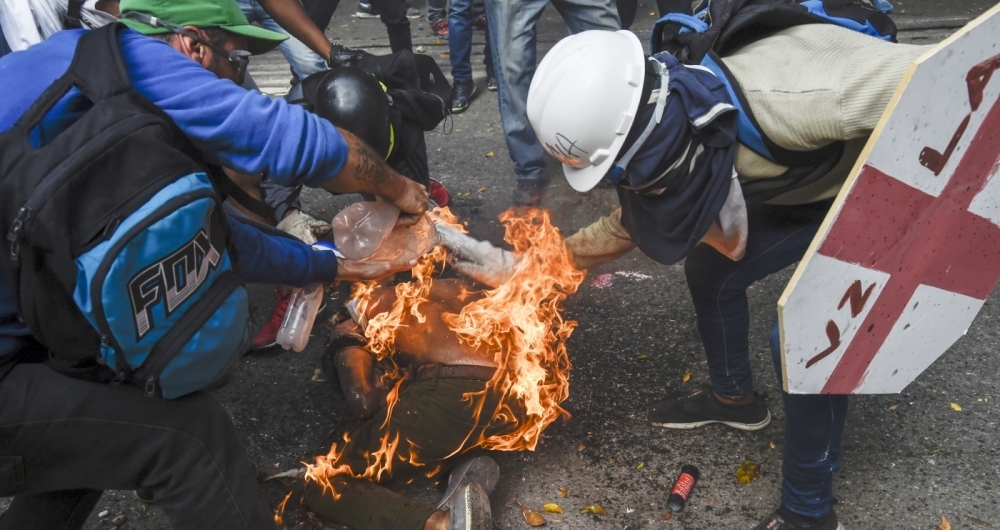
top-left (0, 0), bottom-right (116, 52)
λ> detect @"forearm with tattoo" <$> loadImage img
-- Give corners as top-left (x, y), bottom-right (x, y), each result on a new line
top-left (351, 134), bottom-right (394, 192)
top-left (321, 128), bottom-right (404, 199)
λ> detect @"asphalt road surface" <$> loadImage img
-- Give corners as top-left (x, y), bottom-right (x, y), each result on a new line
top-left (6, 1), bottom-right (998, 529)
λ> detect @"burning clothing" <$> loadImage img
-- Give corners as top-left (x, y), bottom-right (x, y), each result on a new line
top-left (306, 377), bottom-right (522, 530)
top-left (305, 210), bottom-right (583, 528)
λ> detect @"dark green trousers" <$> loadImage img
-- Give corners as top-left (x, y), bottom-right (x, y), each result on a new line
top-left (306, 378), bottom-right (518, 530)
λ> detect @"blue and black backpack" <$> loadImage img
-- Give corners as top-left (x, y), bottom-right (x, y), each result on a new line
top-left (650, 0), bottom-right (898, 201)
top-left (0, 24), bottom-right (254, 398)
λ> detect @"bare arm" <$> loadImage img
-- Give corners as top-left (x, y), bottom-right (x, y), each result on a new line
top-left (335, 346), bottom-right (386, 420)
top-left (256, 0), bottom-right (333, 60)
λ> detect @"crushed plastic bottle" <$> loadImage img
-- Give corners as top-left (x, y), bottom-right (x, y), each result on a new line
top-left (367, 214), bottom-right (437, 262)
top-left (331, 200), bottom-right (400, 260)
top-left (275, 243), bottom-right (336, 352)
top-left (276, 284), bottom-right (324, 352)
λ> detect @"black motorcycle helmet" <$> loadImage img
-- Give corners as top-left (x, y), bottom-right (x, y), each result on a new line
top-left (312, 66), bottom-right (393, 160)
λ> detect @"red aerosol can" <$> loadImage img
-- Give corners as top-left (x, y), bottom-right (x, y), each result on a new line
top-left (667, 464), bottom-right (700, 512)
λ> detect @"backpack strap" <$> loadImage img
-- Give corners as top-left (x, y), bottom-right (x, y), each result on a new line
top-left (12, 24), bottom-right (131, 133)
top-left (65, 0), bottom-right (85, 29)
top-left (700, 51), bottom-right (844, 167)
top-left (210, 169), bottom-right (279, 221)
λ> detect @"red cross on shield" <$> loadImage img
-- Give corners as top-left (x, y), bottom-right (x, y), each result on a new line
top-left (778, 6), bottom-right (1000, 394)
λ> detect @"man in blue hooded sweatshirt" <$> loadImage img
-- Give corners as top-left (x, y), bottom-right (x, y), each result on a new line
top-left (0, 0), bottom-right (430, 527)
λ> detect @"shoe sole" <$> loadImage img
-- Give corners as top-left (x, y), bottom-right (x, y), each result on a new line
top-left (442, 483), bottom-right (491, 530)
top-left (650, 410), bottom-right (771, 432)
top-left (437, 457), bottom-right (500, 509)
top-left (355, 12), bottom-right (379, 18)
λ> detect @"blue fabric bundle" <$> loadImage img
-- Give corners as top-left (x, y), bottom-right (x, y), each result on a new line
top-left (615, 53), bottom-right (738, 265)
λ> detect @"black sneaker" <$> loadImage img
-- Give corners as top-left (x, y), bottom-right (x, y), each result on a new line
top-left (355, 2), bottom-right (378, 18)
top-left (512, 178), bottom-right (546, 207)
top-left (450, 79), bottom-right (476, 113)
top-left (647, 389), bottom-right (771, 431)
top-left (472, 13), bottom-right (487, 30)
top-left (486, 75), bottom-right (497, 91)
top-left (753, 507), bottom-right (844, 530)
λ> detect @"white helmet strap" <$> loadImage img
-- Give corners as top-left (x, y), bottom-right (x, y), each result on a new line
top-left (612, 57), bottom-right (671, 178)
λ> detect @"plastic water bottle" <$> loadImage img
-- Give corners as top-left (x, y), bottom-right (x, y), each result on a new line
top-left (276, 284), bottom-right (324, 352)
top-left (276, 242), bottom-right (338, 352)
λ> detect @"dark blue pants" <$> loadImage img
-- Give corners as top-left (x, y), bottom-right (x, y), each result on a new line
top-left (684, 199), bottom-right (847, 518)
top-left (448, 0), bottom-right (494, 83)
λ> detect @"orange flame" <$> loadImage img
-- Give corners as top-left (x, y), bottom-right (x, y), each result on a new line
top-left (305, 207), bottom-right (584, 495)
top-left (427, 205), bottom-right (467, 233)
top-left (274, 490), bottom-right (292, 526)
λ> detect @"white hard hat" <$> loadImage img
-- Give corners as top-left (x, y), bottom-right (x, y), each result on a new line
top-left (527, 30), bottom-right (646, 192)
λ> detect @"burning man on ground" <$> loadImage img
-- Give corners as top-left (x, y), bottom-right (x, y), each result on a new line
top-left (300, 208), bottom-right (584, 530)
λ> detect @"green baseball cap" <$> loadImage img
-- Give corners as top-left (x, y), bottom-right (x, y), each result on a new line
top-left (119, 0), bottom-right (288, 55)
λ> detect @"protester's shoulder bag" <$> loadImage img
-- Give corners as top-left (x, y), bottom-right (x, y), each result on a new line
top-left (288, 46), bottom-right (449, 189)
top-left (0, 23), bottom-right (254, 398)
top-left (325, 44), bottom-right (451, 131)
top-left (650, 0), bottom-right (897, 201)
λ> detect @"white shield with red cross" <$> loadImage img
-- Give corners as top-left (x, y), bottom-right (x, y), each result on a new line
top-left (777, 5), bottom-right (1000, 394)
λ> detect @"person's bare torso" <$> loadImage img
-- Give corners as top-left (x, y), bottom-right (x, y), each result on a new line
top-left (363, 278), bottom-right (496, 368)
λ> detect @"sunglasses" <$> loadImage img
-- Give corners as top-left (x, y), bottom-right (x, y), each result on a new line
top-left (123, 12), bottom-right (252, 85)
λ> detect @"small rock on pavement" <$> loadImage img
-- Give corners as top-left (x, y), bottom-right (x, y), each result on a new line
top-left (111, 514), bottom-right (127, 525)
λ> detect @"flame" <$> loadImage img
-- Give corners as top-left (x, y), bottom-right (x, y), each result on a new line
top-left (427, 205), bottom-right (467, 233)
top-left (274, 490), bottom-right (292, 526)
top-left (305, 207), bottom-right (584, 495)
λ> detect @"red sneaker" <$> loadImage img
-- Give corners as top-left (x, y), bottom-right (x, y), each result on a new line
top-left (429, 19), bottom-right (449, 38)
top-left (429, 178), bottom-right (451, 207)
top-left (250, 289), bottom-right (292, 350)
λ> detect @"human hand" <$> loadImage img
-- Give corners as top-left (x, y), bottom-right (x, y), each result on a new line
top-left (336, 257), bottom-right (416, 282)
top-left (435, 224), bottom-right (519, 287)
top-left (276, 210), bottom-right (328, 244)
top-left (387, 178), bottom-right (429, 225)
top-left (449, 259), bottom-right (518, 288)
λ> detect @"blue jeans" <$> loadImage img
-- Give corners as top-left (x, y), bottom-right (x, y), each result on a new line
top-left (770, 321), bottom-right (848, 519)
top-left (448, 0), bottom-right (493, 83)
top-left (237, 0), bottom-right (327, 80)
top-left (483, 0), bottom-right (619, 180)
top-left (684, 199), bottom-right (847, 518)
